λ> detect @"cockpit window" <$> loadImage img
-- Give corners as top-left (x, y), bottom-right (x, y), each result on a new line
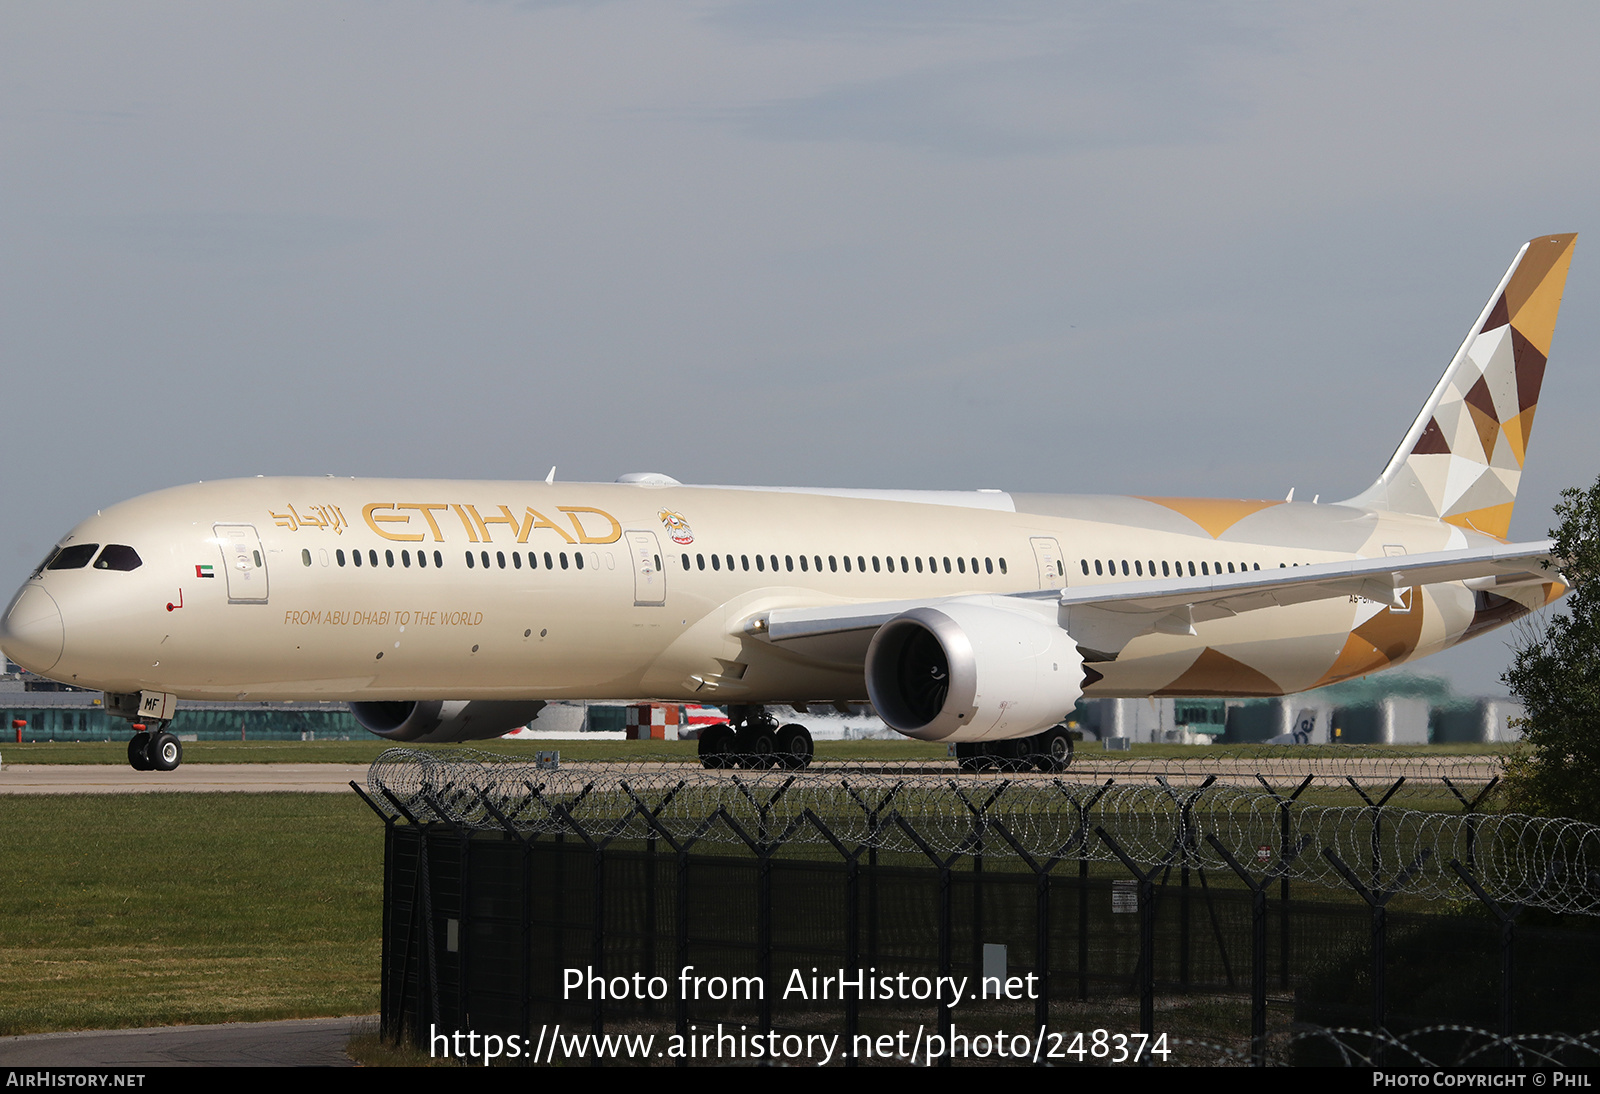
top-left (46, 544), bottom-right (100, 570)
top-left (30, 547), bottom-right (61, 578)
top-left (94, 545), bottom-right (143, 571)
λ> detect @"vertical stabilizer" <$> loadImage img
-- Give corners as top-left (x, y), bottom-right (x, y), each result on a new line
top-left (1344, 234), bottom-right (1577, 537)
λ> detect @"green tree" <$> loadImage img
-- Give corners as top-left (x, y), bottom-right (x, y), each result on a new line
top-left (1503, 475), bottom-right (1600, 821)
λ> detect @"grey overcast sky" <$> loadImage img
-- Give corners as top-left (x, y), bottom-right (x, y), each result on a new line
top-left (5, 1), bottom-right (1598, 695)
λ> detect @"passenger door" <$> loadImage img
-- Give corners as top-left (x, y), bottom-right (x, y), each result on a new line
top-left (1030, 536), bottom-right (1066, 590)
top-left (214, 524), bottom-right (269, 603)
top-left (627, 530), bottom-right (666, 606)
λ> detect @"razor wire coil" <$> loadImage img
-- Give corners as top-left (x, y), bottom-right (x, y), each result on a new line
top-left (364, 747), bottom-right (1600, 917)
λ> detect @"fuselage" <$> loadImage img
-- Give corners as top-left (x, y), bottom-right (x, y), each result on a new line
top-left (0, 476), bottom-right (1551, 706)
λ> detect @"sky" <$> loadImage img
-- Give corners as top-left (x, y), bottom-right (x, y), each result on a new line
top-left (5, 1), bottom-right (1599, 696)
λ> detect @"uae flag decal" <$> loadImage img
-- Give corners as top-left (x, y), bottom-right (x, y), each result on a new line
top-left (195, 564), bottom-right (215, 578)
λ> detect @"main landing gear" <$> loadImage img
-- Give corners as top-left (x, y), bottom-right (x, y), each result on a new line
top-left (127, 724), bottom-right (183, 772)
top-left (955, 723), bottom-right (1075, 774)
top-left (697, 705), bottom-right (814, 770)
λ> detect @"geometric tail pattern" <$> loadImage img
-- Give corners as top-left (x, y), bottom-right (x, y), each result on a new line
top-left (1346, 234), bottom-right (1576, 538)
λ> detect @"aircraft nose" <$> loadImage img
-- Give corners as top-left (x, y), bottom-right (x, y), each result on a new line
top-left (0, 585), bottom-right (64, 675)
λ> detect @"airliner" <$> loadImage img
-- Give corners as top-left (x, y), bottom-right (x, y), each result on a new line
top-left (0, 235), bottom-right (1576, 773)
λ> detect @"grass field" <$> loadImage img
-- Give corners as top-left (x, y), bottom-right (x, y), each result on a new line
top-left (0, 793), bottom-right (383, 1035)
top-left (0, 745), bottom-right (1525, 1041)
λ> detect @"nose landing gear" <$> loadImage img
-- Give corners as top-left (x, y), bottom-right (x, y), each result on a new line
top-left (126, 724), bottom-right (182, 772)
top-left (105, 693), bottom-right (183, 772)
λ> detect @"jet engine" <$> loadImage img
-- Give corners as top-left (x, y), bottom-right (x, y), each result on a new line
top-left (864, 601), bottom-right (1084, 742)
top-left (349, 699), bottom-right (547, 744)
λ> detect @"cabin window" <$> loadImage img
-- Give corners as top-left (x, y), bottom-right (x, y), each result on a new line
top-left (712, 554), bottom-right (721, 571)
top-left (785, 555), bottom-right (794, 572)
top-left (999, 558), bottom-right (1007, 575)
top-left (543, 552), bottom-right (553, 570)
top-left (575, 552), bottom-right (584, 570)
top-left (402, 550), bottom-right (411, 568)
top-left (512, 551), bottom-right (521, 569)
top-left (560, 552), bottom-right (570, 570)
top-left (301, 549), bottom-right (312, 567)
top-left (756, 554), bottom-right (765, 572)
top-left (741, 554), bottom-right (750, 571)
top-left (872, 556), bottom-right (881, 572)
top-left (336, 549), bottom-right (346, 567)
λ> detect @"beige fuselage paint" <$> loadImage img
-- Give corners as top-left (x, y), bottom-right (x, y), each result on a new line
top-left (6, 476), bottom-right (1545, 707)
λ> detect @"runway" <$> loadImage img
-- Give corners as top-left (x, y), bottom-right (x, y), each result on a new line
top-left (0, 763), bottom-right (370, 794)
top-left (0, 751), bottom-right (1503, 795)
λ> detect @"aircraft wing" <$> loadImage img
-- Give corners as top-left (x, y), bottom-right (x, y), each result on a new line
top-left (749, 540), bottom-right (1559, 663)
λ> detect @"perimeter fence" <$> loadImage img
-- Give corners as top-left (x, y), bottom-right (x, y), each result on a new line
top-left (358, 747), bottom-right (1600, 1066)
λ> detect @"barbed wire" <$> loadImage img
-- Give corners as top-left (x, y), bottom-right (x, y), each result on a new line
top-left (363, 747), bottom-right (1600, 917)
top-left (1172, 1026), bottom-right (1600, 1067)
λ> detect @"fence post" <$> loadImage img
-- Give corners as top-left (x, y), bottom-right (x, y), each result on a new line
top-left (1323, 846), bottom-right (1431, 1064)
top-left (1441, 775), bottom-right (1500, 873)
top-left (805, 808), bottom-right (867, 1067)
top-left (1095, 826), bottom-right (1183, 1039)
top-left (1205, 832), bottom-right (1312, 1065)
top-left (716, 789), bottom-right (806, 1041)
top-left (895, 805), bottom-right (990, 1066)
top-left (351, 782), bottom-right (405, 1044)
top-left (1448, 857), bottom-right (1564, 1068)
top-left (1057, 778), bottom-right (1114, 1001)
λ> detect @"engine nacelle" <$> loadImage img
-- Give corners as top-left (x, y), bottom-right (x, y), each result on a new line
top-left (349, 699), bottom-right (547, 744)
top-left (865, 601), bottom-right (1085, 743)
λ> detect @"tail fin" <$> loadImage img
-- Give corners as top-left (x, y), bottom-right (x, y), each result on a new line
top-left (1344, 233), bottom-right (1577, 537)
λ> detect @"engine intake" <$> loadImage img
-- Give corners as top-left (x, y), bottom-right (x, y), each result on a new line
top-left (865, 601), bottom-right (1084, 742)
top-left (349, 699), bottom-right (547, 744)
